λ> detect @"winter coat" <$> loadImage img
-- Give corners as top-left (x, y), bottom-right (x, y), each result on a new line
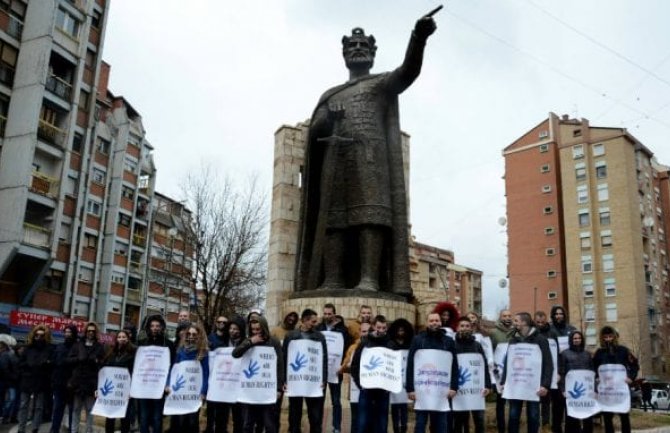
top-left (406, 328), bottom-right (459, 393)
top-left (549, 306), bottom-right (577, 337)
top-left (351, 332), bottom-right (392, 390)
top-left (103, 345), bottom-right (136, 372)
top-left (0, 349), bottom-right (19, 387)
top-left (501, 327), bottom-right (553, 391)
top-left (454, 333), bottom-right (492, 390)
top-left (68, 339), bottom-right (106, 397)
top-left (19, 342), bottom-right (53, 393)
top-left (490, 321), bottom-right (513, 349)
top-left (52, 325), bottom-right (79, 391)
top-left (232, 316), bottom-right (285, 391)
top-left (558, 331), bottom-right (592, 392)
top-left (139, 314), bottom-right (176, 363)
top-left (208, 332), bottom-right (227, 350)
top-left (282, 327), bottom-right (328, 388)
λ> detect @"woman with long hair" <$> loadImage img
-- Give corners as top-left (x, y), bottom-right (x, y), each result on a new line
top-left (98, 330), bottom-right (136, 433)
top-left (170, 323), bottom-right (209, 433)
top-left (17, 324), bottom-right (53, 433)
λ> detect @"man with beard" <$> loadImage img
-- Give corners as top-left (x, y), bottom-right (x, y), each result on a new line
top-left (534, 311), bottom-right (558, 433)
top-left (490, 309), bottom-right (514, 433)
top-left (406, 312), bottom-right (459, 433)
top-left (549, 307), bottom-right (576, 343)
top-left (351, 315), bottom-right (392, 433)
top-left (453, 317), bottom-right (491, 433)
top-left (348, 305), bottom-right (373, 342)
top-left (500, 313), bottom-right (552, 433)
top-left (592, 327), bottom-right (638, 433)
top-left (50, 325), bottom-right (78, 433)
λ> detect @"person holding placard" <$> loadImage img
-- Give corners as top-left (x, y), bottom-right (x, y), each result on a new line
top-left (500, 313), bottom-right (552, 433)
top-left (232, 316), bottom-right (284, 433)
top-left (406, 312), bottom-right (459, 433)
top-left (282, 308), bottom-right (327, 433)
top-left (453, 317), bottom-right (491, 433)
top-left (592, 326), bottom-right (638, 433)
top-left (534, 311), bottom-right (559, 433)
top-left (137, 314), bottom-right (175, 433)
top-left (205, 316), bottom-right (228, 433)
top-left (558, 331), bottom-right (593, 433)
top-left (168, 323), bottom-right (209, 433)
top-left (340, 322), bottom-right (371, 433)
top-left (69, 322), bottom-right (106, 433)
top-left (490, 309), bottom-right (514, 433)
top-left (316, 303), bottom-right (350, 433)
top-left (99, 330), bottom-right (136, 433)
top-left (388, 318), bottom-right (413, 433)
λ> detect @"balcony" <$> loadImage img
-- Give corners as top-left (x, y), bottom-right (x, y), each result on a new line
top-left (129, 261), bottom-right (142, 274)
top-left (132, 234), bottom-right (146, 247)
top-left (30, 172), bottom-right (59, 198)
top-left (37, 119), bottom-right (65, 147)
top-left (46, 75), bottom-right (72, 101)
top-left (0, 9), bottom-right (23, 39)
top-left (23, 223), bottom-right (51, 248)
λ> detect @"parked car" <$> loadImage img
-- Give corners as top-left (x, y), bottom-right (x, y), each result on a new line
top-left (649, 389), bottom-right (670, 410)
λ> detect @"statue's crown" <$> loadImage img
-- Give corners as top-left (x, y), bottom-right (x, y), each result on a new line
top-left (342, 27), bottom-right (377, 53)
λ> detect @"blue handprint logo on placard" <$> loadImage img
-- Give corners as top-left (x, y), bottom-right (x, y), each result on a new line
top-left (290, 352), bottom-right (308, 372)
top-left (568, 381), bottom-right (586, 399)
top-left (99, 378), bottom-right (114, 396)
top-left (458, 366), bottom-right (472, 387)
top-left (171, 374), bottom-right (186, 392)
top-left (243, 359), bottom-right (260, 379)
top-left (363, 355), bottom-right (384, 371)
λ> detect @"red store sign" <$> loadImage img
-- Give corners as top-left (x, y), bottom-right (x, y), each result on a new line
top-left (9, 310), bottom-right (114, 343)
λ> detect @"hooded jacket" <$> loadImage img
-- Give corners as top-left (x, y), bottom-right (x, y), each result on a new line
top-left (433, 301), bottom-right (460, 331)
top-left (139, 314), bottom-right (175, 362)
top-left (490, 320), bottom-right (514, 349)
top-left (549, 306), bottom-right (577, 337)
top-left (501, 326), bottom-right (553, 391)
top-left (388, 318), bottom-right (414, 350)
top-left (232, 316), bottom-right (285, 392)
top-left (557, 331), bottom-right (592, 392)
top-left (351, 330), bottom-right (392, 390)
top-left (68, 322), bottom-right (106, 396)
top-left (52, 324), bottom-right (78, 390)
top-left (227, 315), bottom-right (247, 347)
top-left (592, 326), bottom-right (638, 381)
top-left (405, 327), bottom-right (460, 393)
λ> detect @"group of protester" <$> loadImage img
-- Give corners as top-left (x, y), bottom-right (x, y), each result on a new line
top-left (0, 303), bottom-right (639, 433)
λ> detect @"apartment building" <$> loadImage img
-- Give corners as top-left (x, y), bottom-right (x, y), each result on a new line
top-left (0, 0), bottom-right (192, 337)
top-left (504, 112), bottom-right (670, 378)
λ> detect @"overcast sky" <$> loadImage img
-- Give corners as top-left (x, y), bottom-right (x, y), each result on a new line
top-left (104, 1), bottom-right (670, 319)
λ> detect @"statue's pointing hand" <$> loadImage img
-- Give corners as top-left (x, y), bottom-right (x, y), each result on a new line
top-left (414, 16), bottom-right (437, 41)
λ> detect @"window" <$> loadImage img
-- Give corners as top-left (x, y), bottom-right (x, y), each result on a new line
top-left (114, 242), bottom-right (128, 256)
top-left (599, 208), bottom-right (611, 225)
top-left (544, 227), bottom-right (555, 235)
top-left (605, 303), bottom-right (617, 321)
top-left (91, 10), bottom-right (102, 29)
top-left (582, 255), bottom-right (592, 273)
top-left (86, 200), bottom-right (101, 216)
top-left (85, 49), bottom-right (96, 69)
top-left (577, 185), bottom-right (589, 204)
top-left (118, 213), bottom-right (131, 227)
top-left (545, 248), bottom-right (555, 256)
top-left (84, 233), bottom-right (96, 248)
top-left (547, 291), bottom-right (558, 300)
top-left (542, 185), bottom-right (552, 193)
top-left (97, 138), bottom-right (110, 155)
top-left (585, 325), bottom-right (597, 346)
top-left (580, 232), bottom-right (591, 249)
top-left (601, 230), bottom-right (612, 247)
top-left (121, 186), bottom-right (134, 200)
top-left (547, 270), bottom-right (557, 278)
top-left (584, 304), bottom-right (595, 322)
top-left (597, 183), bottom-right (609, 202)
top-left (0, 40), bottom-right (18, 86)
top-left (573, 144), bottom-right (584, 159)
top-left (573, 129), bottom-right (582, 138)
top-left (111, 272), bottom-right (125, 284)
top-left (540, 164), bottom-right (550, 173)
top-left (543, 206), bottom-right (553, 215)
top-left (92, 168), bottom-right (105, 185)
top-left (55, 8), bottom-right (80, 38)
top-left (78, 89), bottom-right (89, 111)
top-left (575, 163), bottom-right (587, 181)
top-left (64, 175), bottom-right (78, 196)
top-left (583, 279), bottom-right (594, 297)
top-left (603, 254), bottom-right (614, 272)
top-left (604, 277), bottom-right (616, 297)
top-left (72, 133), bottom-right (83, 153)
top-left (59, 222), bottom-right (71, 242)
top-left (596, 161), bottom-right (607, 179)
top-left (539, 143), bottom-right (549, 152)
top-left (43, 270), bottom-right (64, 292)
top-left (124, 158), bottom-right (137, 173)
top-left (593, 143), bottom-right (605, 157)
top-left (539, 130), bottom-right (549, 139)
top-left (578, 209), bottom-right (590, 227)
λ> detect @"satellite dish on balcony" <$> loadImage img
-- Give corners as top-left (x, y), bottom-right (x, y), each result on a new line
top-left (643, 217), bottom-right (655, 227)
top-left (499, 278), bottom-right (507, 288)
top-left (498, 217), bottom-right (507, 226)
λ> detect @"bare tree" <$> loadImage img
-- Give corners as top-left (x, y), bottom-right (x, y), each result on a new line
top-left (182, 165), bottom-right (267, 333)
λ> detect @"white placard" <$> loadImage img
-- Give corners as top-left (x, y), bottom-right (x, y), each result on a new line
top-left (474, 334), bottom-right (495, 385)
top-left (597, 364), bottom-right (630, 413)
top-left (442, 327), bottom-right (455, 339)
top-left (557, 336), bottom-right (569, 353)
top-left (451, 353), bottom-right (486, 411)
top-left (502, 343), bottom-right (542, 402)
top-left (206, 348), bottom-right (240, 403)
top-left (286, 339), bottom-right (324, 397)
top-left (91, 367), bottom-right (131, 418)
top-left (565, 370), bottom-right (600, 419)
top-left (238, 346), bottom-right (278, 404)
top-left (359, 347), bottom-right (402, 393)
top-left (548, 339), bottom-right (558, 390)
top-left (130, 346), bottom-right (171, 399)
top-left (163, 360), bottom-right (203, 415)
top-left (493, 343), bottom-right (508, 393)
top-left (322, 331), bottom-right (344, 384)
top-left (412, 349), bottom-right (453, 412)
top-left (390, 350), bottom-right (409, 404)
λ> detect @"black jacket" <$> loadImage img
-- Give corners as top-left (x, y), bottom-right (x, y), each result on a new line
top-left (454, 333), bottom-right (492, 390)
top-left (282, 327), bottom-right (328, 388)
top-left (232, 316), bottom-right (285, 391)
top-left (19, 342), bottom-right (53, 393)
top-left (558, 332), bottom-right (592, 392)
top-left (351, 332), bottom-right (392, 390)
top-left (406, 328), bottom-right (459, 393)
top-left (139, 314), bottom-right (176, 363)
top-left (0, 349), bottom-right (18, 387)
top-left (501, 327), bottom-right (553, 390)
top-left (68, 339), bottom-right (106, 396)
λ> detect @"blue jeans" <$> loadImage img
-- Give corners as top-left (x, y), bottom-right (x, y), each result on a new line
top-left (2, 386), bottom-right (16, 421)
top-left (138, 399), bottom-right (165, 433)
top-left (328, 381), bottom-right (342, 431)
top-left (414, 411), bottom-right (447, 433)
top-left (508, 400), bottom-right (540, 433)
top-left (51, 388), bottom-right (73, 433)
top-left (358, 389), bottom-right (389, 433)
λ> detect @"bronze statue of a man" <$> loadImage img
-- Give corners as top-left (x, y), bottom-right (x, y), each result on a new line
top-left (295, 13), bottom-right (437, 298)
